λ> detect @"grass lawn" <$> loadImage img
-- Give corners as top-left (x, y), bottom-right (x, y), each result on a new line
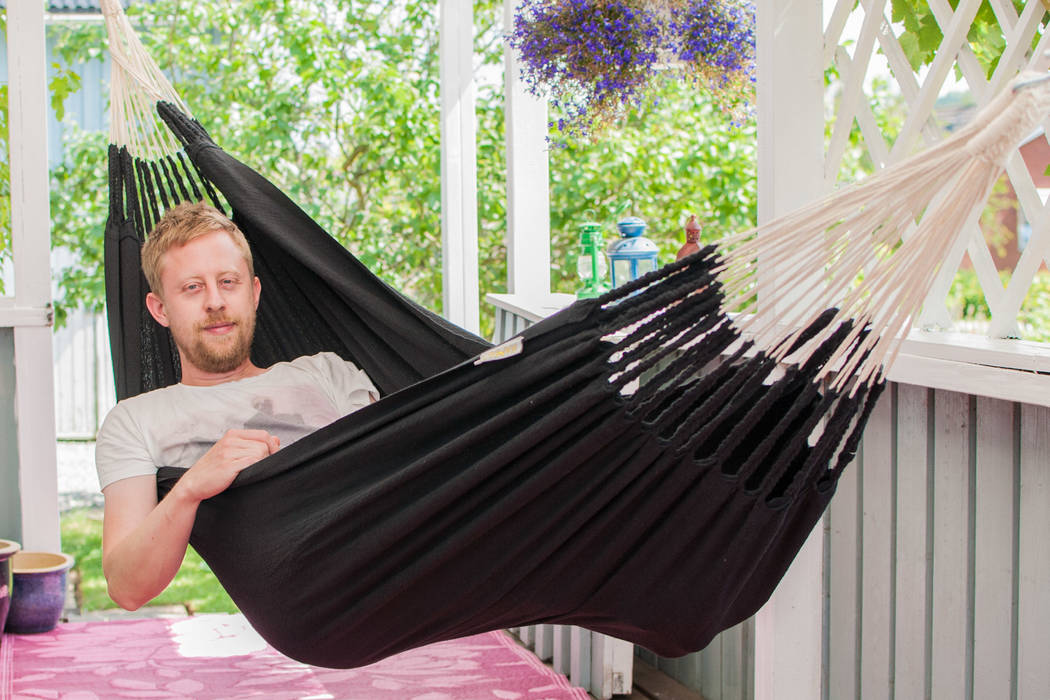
top-left (61, 507), bottom-right (237, 614)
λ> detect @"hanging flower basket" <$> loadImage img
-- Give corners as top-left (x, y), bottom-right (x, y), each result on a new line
top-left (508, 0), bottom-right (755, 139)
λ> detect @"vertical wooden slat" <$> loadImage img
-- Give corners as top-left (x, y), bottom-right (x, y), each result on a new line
top-left (931, 390), bottom-right (972, 700)
top-left (742, 618), bottom-right (755, 700)
top-left (534, 623), bottom-right (554, 662)
top-left (519, 624), bottom-right (535, 648)
top-left (658, 652), bottom-right (683, 684)
top-left (894, 384), bottom-right (931, 699)
top-left (973, 397), bottom-right (1016, 699)
top-left (1017, 404), bottom-right (1050, 699)
top-left (590, 633), bottom-right (632, 699)
top-left (861, 389), bottom-right (894, 700)
top-left (570, 627), bottom-right (592, 692)
top-left (678, 645), bottom-right (702, 692)
top-left (643, 620), bottom-right (754, 700)
top-left (492, 308), bottom-right (506, 343)
top-left (552, 624), bottom-right (572, 676)
top-left (54, 321), bottom-right (72, 434)
top-left (699, 634), bottom-right (721, 698)
top-left (73, 313), bottom-right (90, 431)
top-left (720, 621), bottom-right (750, 700)
top-left (827, 437), bottom-right (860, 700)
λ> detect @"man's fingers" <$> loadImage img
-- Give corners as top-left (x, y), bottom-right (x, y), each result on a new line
top-left (220, 429), bottom-right (281, 455)
top-left (225, 428), bottom-right (275, 442)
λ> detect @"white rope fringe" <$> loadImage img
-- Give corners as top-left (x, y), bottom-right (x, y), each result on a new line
top-left (717, 72), bottom-right (1050, 392)
top-left (101, 0), bottom-right (189, 160)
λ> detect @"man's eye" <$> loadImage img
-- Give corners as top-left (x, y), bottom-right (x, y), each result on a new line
top-left (185, 283), bottom-right (201, 292)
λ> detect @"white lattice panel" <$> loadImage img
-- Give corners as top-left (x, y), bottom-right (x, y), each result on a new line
top-left (824, 0), bottom-right (1050, 339)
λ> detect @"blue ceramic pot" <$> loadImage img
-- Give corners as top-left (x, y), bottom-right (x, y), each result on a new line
top-left (6, 551), bottom-right (74, 634)
top-left (0, 540), bottom-right (20, 636)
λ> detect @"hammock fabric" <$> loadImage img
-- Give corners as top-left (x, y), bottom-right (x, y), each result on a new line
top-left (107, 105), bottom-right (884, 668)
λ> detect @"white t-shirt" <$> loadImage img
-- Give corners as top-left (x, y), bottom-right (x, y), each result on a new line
top-left (95, 352), bottom-right (378, 491)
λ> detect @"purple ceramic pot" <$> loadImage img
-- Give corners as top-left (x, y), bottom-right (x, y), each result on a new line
top-left (0, 540), bottom-right (20, 636)
top-left (6, 551), bottom-right (75, 634)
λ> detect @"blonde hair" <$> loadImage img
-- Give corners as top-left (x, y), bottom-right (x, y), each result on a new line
top-left (141, 202), bottom-right (254, 296)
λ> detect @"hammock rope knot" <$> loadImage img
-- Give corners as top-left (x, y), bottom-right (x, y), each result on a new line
top-left (965, 75), bottom-right (1050, 166)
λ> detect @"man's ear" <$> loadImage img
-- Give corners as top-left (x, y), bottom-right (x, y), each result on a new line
top-left (253, 276), bottom-right (261, 309)
top-left (145, 291), bottom-right (171, 328)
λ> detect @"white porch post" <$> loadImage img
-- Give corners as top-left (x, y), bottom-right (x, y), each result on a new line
top-left (7, 2), bottom-right (61, 551)
top-left (754, 0), bottom-right (825, 698)
top-left (503, 0), bottom-right (551, 297)
top-left (439, 0), bottom-right (481, 335)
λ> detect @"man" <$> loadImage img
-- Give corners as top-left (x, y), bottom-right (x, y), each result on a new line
top-left (96, 202), bottom-right (377, 610)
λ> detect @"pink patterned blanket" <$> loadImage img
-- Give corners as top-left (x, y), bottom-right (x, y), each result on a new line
top-left (1, 614), bottom-right (588, 699)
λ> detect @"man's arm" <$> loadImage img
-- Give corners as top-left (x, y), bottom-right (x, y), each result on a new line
top-left (101, 429), bottom-right (279, 610)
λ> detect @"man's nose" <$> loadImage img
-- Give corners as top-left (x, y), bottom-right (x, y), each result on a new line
top-left (203, 283), bottom-right (226, 310)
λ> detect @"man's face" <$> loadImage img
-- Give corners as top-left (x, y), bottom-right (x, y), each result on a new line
top-left (145, 230), bottom-right (261, 376)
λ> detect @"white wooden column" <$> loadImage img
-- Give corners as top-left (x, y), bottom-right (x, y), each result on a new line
top-left (754, 0), bottom-right (826, 698)
top-left (439, 0), bottom-right (481, 334)
top-left (503, 0), bottom-right (551, 298)
top-left (6, 2), bottom-right (60, 551)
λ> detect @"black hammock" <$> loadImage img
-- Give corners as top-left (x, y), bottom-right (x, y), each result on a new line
top-left (107, 103), bottom-right (883, 669)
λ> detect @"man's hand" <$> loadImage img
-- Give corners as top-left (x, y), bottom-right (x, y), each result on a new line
top-left (102, 429), bottom-right (278, 610)
top-left (176, 429), bottom-right (280, 503)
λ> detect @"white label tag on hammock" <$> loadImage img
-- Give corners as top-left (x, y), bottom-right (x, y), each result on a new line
top-left (475, 336), bottom-right (524, 365)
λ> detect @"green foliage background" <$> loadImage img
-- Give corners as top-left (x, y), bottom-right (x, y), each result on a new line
top-left (62, 508), bottom-right (236, 613)
top-left (0, 0), bottom-right (1046, 336)
top-left (0, 0), bottom-right (758, 337)
top-left (890, 0), bottom-right (1038, 78)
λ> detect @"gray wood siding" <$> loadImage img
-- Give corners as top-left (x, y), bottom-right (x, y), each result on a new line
top-left (827, 385), bottom-right (1049, 700)
top-left (635, 620), bottom-right (754, 700)
top-left (648, 382), bottom-right (1050, 700)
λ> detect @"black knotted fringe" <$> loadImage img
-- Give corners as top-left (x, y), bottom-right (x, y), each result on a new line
top-left (104, 102), bottom-right (889, 668)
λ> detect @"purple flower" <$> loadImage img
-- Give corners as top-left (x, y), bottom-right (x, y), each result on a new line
top-left (507, 0), bottom-right (756, 139)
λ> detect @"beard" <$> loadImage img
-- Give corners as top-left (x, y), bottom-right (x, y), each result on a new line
top-left (175, 311), bottom-right (256, 374)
